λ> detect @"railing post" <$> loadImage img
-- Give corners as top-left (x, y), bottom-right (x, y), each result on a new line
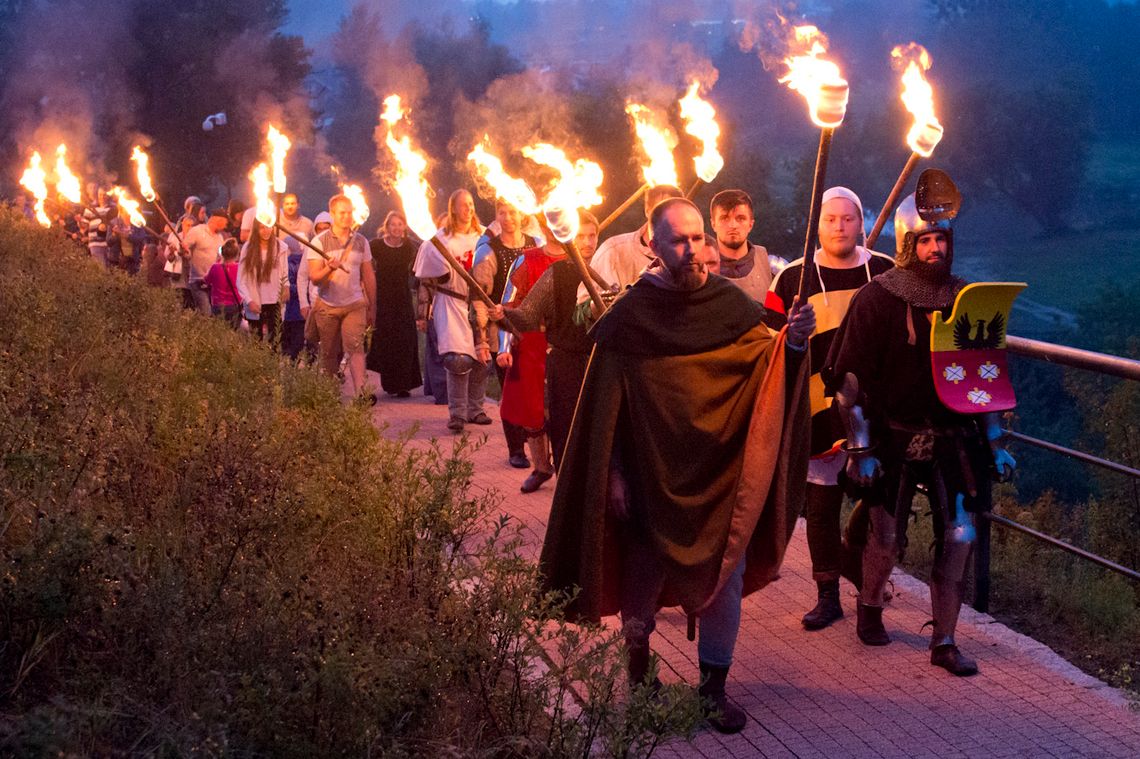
top-left (974, 508), bottom-right (992, 614)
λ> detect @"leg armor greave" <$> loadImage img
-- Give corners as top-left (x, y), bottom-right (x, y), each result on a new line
top-left (861, 504), bottom-right (898, 607)
top-left (929, 471), bottom-right (976, 648)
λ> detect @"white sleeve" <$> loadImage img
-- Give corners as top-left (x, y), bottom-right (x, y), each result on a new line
top-left (236, 244), bottom-right (253, 303)
top-left (297, 254), bottom-right (311, 308)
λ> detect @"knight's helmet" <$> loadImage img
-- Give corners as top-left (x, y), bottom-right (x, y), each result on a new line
top-left (894, 168), bottom-right (961, 268)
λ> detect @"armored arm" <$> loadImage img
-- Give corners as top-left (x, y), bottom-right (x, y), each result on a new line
top-left (982, 412), bottom-right (1016, 481)
top-left (835, 372), bottom-right (883, 486)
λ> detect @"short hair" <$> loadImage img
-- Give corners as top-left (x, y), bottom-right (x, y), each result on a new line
top-left (227, 198), bottom-right (246, 217)
top-left (578, 209), bottom-right (599, 230)
top-left (644, 184), bottom-right (683, 215)
top-left (494, 197), bottom-right (519, 212)
top-left (649, 197), bottom-right (701, 241)
top-left (220, 238), bottom-right (240, 259)
top-left (283, 193), bottom-right (299, 204)
top-left (328, 193), bottom-right (352, 211)
top-left (709, 189), bottom-right (753, 219)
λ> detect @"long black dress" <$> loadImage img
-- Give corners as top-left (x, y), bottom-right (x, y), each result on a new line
top-left (367, 237), bottom-right (422, 394)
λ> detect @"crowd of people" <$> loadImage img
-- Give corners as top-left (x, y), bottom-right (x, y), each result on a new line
top-left (13, 169), bottom-right (1018, 736)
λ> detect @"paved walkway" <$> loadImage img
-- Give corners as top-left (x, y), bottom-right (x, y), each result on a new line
top-left (369, 386), bottom-right (1140, 758)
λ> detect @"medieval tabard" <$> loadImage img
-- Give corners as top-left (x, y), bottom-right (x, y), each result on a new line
top-left (538, 274), bottom-right (810, 623)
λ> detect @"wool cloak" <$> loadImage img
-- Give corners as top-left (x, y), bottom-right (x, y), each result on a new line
top-left (538, 275), bottom-right (810, 623)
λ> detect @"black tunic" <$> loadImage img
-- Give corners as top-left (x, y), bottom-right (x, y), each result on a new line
top-left (367, 238), bottom-right (421, 393)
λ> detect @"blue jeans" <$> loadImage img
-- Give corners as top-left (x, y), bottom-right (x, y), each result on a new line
top-left (619, 524), bottom-right (746, 668)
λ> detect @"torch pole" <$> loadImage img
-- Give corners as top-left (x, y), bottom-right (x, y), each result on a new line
top-left (865, 152), bottom-right (920, 251)
top-left (151, 196), bottom-right (184, 250)
top-left (685, 178), bottom-right (704, 200)
top-left (796, 128), bottom-right (834, 302)
top-left (535, 214), bottom-right (613, 296)
top-left (597, 182), bottom-right (649, 233)
top-left (275, 223), bottom-right (330, 260)
top-left (562, 239), bottom-right (607, 314)
top-left (428, 235), bottom-right (521, 338)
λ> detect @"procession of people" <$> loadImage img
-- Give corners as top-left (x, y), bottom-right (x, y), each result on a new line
top-left (10, 161), bottom-right (1019, 737)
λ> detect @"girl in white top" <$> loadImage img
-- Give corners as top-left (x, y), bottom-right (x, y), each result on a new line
top-left (238, 218), bottom-right (289, 345)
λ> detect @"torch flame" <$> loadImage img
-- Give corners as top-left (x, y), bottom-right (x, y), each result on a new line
top-left (340, 183), bottom-right (370, 228)
top-left (53, 144), bottom-right (82, 204)
top-left (381, 94), bottom-right (436, 241)
top-left (131, 146), bottom-right (156, 202)
top-left (249, 162), bottom-right (276, 227)
top-left (108, 186), bottom-right (146, 227)
top-left (467, 141), bottom-right (540, 215)
top-left (522, 143), bottom-right (605, 243)
top-left (779, 25), bottom-right (849, 129)
top-left (891, 43), bottom-right (943, 158)
top-left (678, 81), bottom-right (724, 183)
top-left (624, 103), bottom-right (679, 188)
top-left (19, 151), bottom-right (51, 227)
top-left (266, 125), bottom-right (291, 193)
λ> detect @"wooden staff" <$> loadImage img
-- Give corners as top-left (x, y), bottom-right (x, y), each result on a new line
top-left (428, 235), bottom-right (521, 338)
top-left (597, 182), bottom-right (649, 233)
top-left (796, 128), bottom-right (834, 301)
top-left (865, 152), bottom-right (921, 251)
top-left (535, 214), bottom-right (612, 294)
top-left (685, 177), bottom-right (704, 200)
top-left (151, 196), bottom-right (184, 250)
top-left (275, 223), bottom-right (330, 260)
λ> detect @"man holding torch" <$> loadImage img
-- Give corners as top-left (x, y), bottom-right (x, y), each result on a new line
top-left (823, 171), bottom-right (1016, 675)
top-left (308, 194), bottom-right (376, 402)
top-left (764, 187), bottom-right (894, 630)
top-left (541, 198), bottom-right (816, 733)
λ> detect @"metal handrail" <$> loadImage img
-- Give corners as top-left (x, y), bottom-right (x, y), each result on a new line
top-left (1006, 334), bottom-right (1140, 381)
top-left (971, 334), bottom-right (1140, 613)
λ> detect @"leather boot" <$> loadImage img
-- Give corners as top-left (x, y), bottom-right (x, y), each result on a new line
top-left (930, 644), bottom-right (978, 676)
top-left (698, 663), bottom-right (747, 734)
top-left (626, 639), bottom-right (661, 692)
top-left (856, 600), bottom-right (890, 646)
top-left (802, 579), bottom-right (844, 630)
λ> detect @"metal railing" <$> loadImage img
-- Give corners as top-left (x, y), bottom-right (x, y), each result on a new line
top-left (972, 335), bottom-right (1140, 613)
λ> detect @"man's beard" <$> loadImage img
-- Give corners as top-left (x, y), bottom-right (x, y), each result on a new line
top-left (719, 237), bottom-right (747, 254)
top-left (907, 256), bottom-right (952, 282)
top-left (670, 262), bottom-right (708, 290)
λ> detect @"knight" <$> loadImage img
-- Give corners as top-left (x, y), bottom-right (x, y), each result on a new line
top-left (822, 169), bottom-right (1017, 675)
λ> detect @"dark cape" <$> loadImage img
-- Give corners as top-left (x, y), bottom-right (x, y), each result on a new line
top-left (367, 238), bottom-right (422, 394)
top-left (538, 274), bottom-right (811, 622)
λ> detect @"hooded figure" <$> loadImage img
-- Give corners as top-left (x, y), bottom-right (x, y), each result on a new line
top-left (540, 198), bottom-right (815, 733)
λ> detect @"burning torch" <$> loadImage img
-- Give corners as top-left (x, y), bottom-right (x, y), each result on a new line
top-left (597, 102), bottom-right (679, 233)
top-left (383, 95), bottom-right (519, 336)
top-left (865, 43), bottom-right (944, 250)
top-left (19, 151), bottom-right (51, 227)
top-left (53, 144), bottom-right (82, 206)
top-left (520, 142), bottom-right (611, 312)
top-left (131, 145), bottom-right (184, 251)
top-left (679, 80), bottom-right (725, 199)
top-left (781, 25), bottom-right (849, 301)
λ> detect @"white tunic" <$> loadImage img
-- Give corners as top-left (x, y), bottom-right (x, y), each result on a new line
top-left (414, 229), bottom-right (482, 359)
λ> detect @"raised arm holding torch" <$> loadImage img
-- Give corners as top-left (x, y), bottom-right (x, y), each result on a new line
top-left (865, 43), bottom-right (944, 250)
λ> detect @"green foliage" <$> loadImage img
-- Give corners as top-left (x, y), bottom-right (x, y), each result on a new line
top-left (0, 211), bottom-right (700, 756)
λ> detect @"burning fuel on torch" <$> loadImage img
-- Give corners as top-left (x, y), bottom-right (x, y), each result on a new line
top-left (130, 146), bottom-right (157, 203)
top-left (679, 80), bottom-right (724, 185)
top-left (381, 95), bottom-right (436, 241)
top-left (865, 43), bottom-right (945, 250)
top-left (625, 102), bottom-right (679, 188)
top-left (468, 140), bottom-right (540, 215)
top-left (53, 144), bottom-right (82, 204)
top-left (19, 151), bottom-right (51, 227)
top-left (108, 186), bottom-right (146, 227)
top-left (266, 125), bottom-right (292, 194)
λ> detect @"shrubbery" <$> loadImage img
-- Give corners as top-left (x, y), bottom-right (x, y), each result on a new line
top-left (0, 211), bottom-right (700, 756)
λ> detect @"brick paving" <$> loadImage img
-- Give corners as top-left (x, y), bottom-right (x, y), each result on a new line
top-left (368, 385), bottom-right (1140, 758)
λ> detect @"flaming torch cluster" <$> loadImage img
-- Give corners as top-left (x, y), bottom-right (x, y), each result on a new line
top-left (53, 145), bottom-right (82, 204)
top-left (780, 24), bottom-right (849, 299)
top-left (19, 152), bottom-right (51, 227)
top-left (597, 103), bottom-right (678, 233)
top-left (108, 186), bottom-right (147, 229)
top-left (866, 43), bottom-right (945, 249)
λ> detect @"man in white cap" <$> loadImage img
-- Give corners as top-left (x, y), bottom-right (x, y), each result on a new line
top-left (765, 187), bottom-right (894, 631)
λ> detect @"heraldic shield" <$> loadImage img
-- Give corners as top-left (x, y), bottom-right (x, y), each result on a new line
top-left (930, 282), bottom-right (1027, 414)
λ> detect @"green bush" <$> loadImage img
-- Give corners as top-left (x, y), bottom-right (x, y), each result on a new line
top-left (0, 211), bottom-right (700, 756)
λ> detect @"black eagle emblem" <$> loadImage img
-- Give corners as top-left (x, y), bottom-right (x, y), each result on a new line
top-left (953, 311), bottom-right (1005, 350)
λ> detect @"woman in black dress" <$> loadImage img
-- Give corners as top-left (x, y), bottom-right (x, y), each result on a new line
top-left (367, 211), bottom-right (422, 396)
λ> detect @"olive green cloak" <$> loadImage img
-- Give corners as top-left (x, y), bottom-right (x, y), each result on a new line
top-left (538, 275), bottom-right (810, 623)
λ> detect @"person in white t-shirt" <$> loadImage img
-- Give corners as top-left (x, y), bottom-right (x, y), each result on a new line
top-left (413, 189), bottom-right (488, 433)
top-left (308, 195), bottom-right (377, 401)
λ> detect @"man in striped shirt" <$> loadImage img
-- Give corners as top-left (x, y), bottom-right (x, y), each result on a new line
top-left (765, 187), bottom-right (894, 630)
